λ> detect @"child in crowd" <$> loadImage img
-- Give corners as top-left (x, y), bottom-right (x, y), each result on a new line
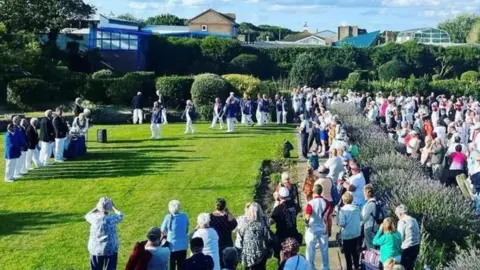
top-left (308, 148), bottom-right (319, 171)
top-left (302, 167), bottom-right (316, 202)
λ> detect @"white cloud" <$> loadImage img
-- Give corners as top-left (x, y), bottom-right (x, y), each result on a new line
top-left (268, 4), bottom-right (332, 12)
top-left (128, 1), bottom-right (149, 10)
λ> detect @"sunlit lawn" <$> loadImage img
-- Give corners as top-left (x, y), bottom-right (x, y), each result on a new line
top-left (0, 123), bottom-right (295, 270)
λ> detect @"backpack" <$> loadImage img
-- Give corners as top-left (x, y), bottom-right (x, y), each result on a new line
top-left (330, 177), bottom-right (340, 207)
top-left (371, 200), bottom-right (387, 225)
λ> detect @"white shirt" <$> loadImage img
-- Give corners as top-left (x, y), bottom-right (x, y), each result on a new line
top-left (324, 156), bottom-right (343, 180)
top-left (433, 126), bottom-right (446, 146)
top-left (347, 173), bottom-right (366, 207)
top-left (300, 119), bottom-right (309, 133)
top-left (192, 228), bottom-right (220, 270)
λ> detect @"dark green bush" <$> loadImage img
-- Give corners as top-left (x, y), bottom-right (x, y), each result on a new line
top-left (228, 54), bottom-right (261, 76)
top-left (124, 72), bottom-right (157, 98)
top-left (194, 104), bottom-right (213, 121)
top-left (431, 79), bottom-right (480, 97)
top-left (378, 59), bottom-right (408, 81)
top-left (289, 53), bottom-right (324, 88)
top-left (92, 69), bottom-right (114, 79)
top-left (53, 72), bottom-right (87, 101)
top-left (82, 78), bottom-right (115, 104)
top-left (107, 76), bottom-right (141, 105)
top-left (155, 76), bottom-right (193, 109)
top-left (7, 78), bottom-right (53, 110)
top-left (191, 73), bottom-right (229, 106)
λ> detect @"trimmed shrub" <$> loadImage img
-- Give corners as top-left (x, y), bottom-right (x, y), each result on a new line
top-left (222, 74), bottom-right (261, 96)
top-left (53, 72), bottom-right (87, 101)
top-left (191, 73), bottom-right (229, 106)
top-left (432, 74), bottom-right (441, 81)
top-left (289, 53), bottom-right (324, 88)
top-left (124, 72), bottom-right (156, 98)
top-left (92, 69), bottom-right (114, 79)
top-left (82, 78), bottom-right (115, 104)
top-left (378, 59), bottom-right (408, 81)
top-left (155, 76), bottom-right (193, 109)
top-left (431, 79), bottom-right (480, 97)
top-left (195, 104), bottom-right (213, 121)
top-left (7, 78), bottom-right (53, 110)
top-left (460, 70), bottom-right (479, 82)
top-left (228, 54), bottom-right (260, 76)
top-left (107, 76), bottom-right (141, 105)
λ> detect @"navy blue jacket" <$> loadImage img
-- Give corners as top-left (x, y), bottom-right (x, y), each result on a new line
top-left (213, 103), bottom-right (223, 116)
top-left (262, 100), bottom-right (270, 112)
top-left (131, 95), bottom-right (143, 109)
top-left (39, 117), bottom-right (54, 143)
top-left (225, 104), bottom-right (237, 118)
top-left (275, 99), bottom-right (282, 112)
top-left (151, 108), bottom-right (163, 124)
top-left (5, 131), bottom-right (21, 159)
top-left (243, 100), bottom-right (253, 115)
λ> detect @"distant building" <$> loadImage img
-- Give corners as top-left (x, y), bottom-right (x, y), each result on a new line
top-left (338, 25), bottom-right (367, 41)
top-left (384, 31), bottom-right (395, 43)
top-left (316, 30), bottom-right (338, 46)
top-left (187, 8), bottom-right (239, 38)
top-left (280, 23), bottom-right (327, 46)
top-left (396, 28), bottom-right (451, 44)
top-left (333, 31), bottom-right (380, 48)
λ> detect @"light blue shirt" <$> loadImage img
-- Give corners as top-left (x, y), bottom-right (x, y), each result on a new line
top-left (161, 212), bottom-right (189, 252)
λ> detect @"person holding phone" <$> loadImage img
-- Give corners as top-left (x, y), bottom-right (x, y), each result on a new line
top-left (209, 198), bottom-right (238, 269)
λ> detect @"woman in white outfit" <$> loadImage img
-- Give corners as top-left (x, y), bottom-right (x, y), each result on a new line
top-left (256, 94), bottom-right (263, 126)
top-left (183, 100), bottom-right (195, 134)
top-left (192, 213), bottom-right (220, 270)
top-left (72, 113), bottom-right (89, 140)
top-left (24, 118), bottom-right (42, 171)
top-left (156, 91), bottom-right (168, 124)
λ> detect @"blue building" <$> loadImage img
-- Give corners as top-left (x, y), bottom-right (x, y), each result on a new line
top-left (333, 31), bottom-right (381, 48)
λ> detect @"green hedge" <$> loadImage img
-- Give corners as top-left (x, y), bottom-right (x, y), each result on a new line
top-left (228, 54), bottom-right (261, 76)
top-left (378, 59), bottom-right (409, 81)
top-left (7, 78), bottom-right (53, 110)
top-left (461, 71), bottom-right (479, 82)
top-left (289, 53), bottom-right (324, 88)
top-left (222, 74), bottom-right (261, 96)
top-left (155, 76), bottom-right (193, 108)
top-left (91, 69), bottom-right (115, 79)
top-left (191, 73), bottom-right (229, 106)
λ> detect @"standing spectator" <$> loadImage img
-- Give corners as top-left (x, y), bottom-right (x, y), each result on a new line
top-left (372, 218), bottom-right (402, 266)
top-left (274, 172), bottom-right (299, 208)
top-left (396, 205), bottom-right (421, 270)
top-left (209, 198), bottom-right (237, 268)
top-left (269, 187), bottom-right (299, 262)
top-left (132, 92), bottom-right (144, 124)
top-left (319, 148), bottom-right (343, 182)
top-left (338, 192), bottom-right (361, 270)
top-left (52, 107), bottom-right (69, 163)
top-left (25, 118), bottom-right (42, 171)
top-left (161, 200), bottom-right (189, 270)
top-left (85, 197), bottom-right (124, 270)
top-left (275, 94), bottom-right (282, 125)
top-left (150, 102), bottom-right (163, 140)
top-left (430, 138), bottom-right (445, 181)
top-left (4, 124), bottom-right (20, 182)
top-left (16, 118), bottom-right (29, 176)
top-left (183, 238), bottom-right (214, 270)
top-left (126, 227), bottom-right (171, 270)
top-left (238, 202), bottom-right (269, 270)
top-left (304, 185), bottom-right (331, 270)
top-left (39, 109), bottom-right (55, 166)
top-left (73, 97), bottom-right (84, 117)
top-left (447, 144), bottom-right (467, 186)
top-left (299, 114), bottom-right (309, 159)
top-left (362, 184), bottom-right (379, 249)
top-left (303, 167), bottom-right (316, 202)
top-left (278, 238), bottom-right (307, 270)
top-left (12, 116), bottom-right (27, 178)
top-left (344, 164), bottom-right (366, 208)
top-left (234, 203), bottom-right (251, 259)
top-left (222, 247), bottom-right (238, 270)
top-left (192, 213), bottom-right (220, 270)
top-left (308, 148), bottom-right (319, 171)
top-left (281, 96), bottom-right (288, 124)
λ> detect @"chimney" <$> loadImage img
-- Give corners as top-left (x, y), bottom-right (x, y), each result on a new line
top-left (266, 36), bottom-right (270, 42)
top-left (316, 28), bottom-right (319, 34)
top-left (303, 22), bottom-right (308, 32)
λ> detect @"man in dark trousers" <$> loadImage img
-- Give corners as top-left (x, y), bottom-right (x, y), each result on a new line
top-left (131, 92), bottom-right (144, 124)
top-left (299, 114), bottom-right (310, 159)
top-left (39, 109), bottom-right (55, 166)
top-left (52, 107), bottom-right (69, 163)
top-left (73, 97), bottom-right (84, 117)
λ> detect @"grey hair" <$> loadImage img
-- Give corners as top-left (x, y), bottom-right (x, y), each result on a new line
top-left (30, 118), bottom-right (38, 126)
top-left (197, 213), bottom-right (210, 228)
top-left (395, 204), bottom-right (408, 215)
top-left (137, 92), bottom-right (142, 95)
top-left (20, 118), bottom-right (29, 128)
top-left (281, 171), bottom-right (290, 182)
top-left (246, 202), bottom-right (264, 222)
top-left (75, 97), bottom-right (82, 103)
top-left (45, 110), bottom-right (52, 117)
top-left (12, 116), bottom-right (21, 124)
top-left (168, 200), bottom-right (181, 214)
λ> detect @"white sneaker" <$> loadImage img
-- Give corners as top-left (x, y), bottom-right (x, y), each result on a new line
top-left (4, 179), bottom-right (15, 183)
top-left (14, 175), bottom-right (22, 179)
top-left (55, 159), bottom-right (65, 163)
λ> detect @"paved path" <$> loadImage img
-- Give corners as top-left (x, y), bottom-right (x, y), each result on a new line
top-left (296, 134), bottom-right (346, 270)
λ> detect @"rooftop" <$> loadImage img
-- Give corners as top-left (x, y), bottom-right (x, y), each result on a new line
top-left (334, 30), bottom-right (380, 48)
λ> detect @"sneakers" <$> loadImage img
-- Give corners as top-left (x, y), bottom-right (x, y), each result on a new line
top-left (4, 179), bottom-right (15, 183)
top-left (55, 159), bottom-right (65, 163)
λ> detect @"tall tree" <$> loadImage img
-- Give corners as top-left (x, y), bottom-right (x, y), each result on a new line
top-left (0, 0), bottom-right (95, 34)
top-left (116, 13), bottom-right (143, 23)
top-left (145, 14), bottom-right (186, 26)
top-left (438, 13), bottom-right (480, 43)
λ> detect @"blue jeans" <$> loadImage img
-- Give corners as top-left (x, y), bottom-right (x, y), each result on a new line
top-left (90, 253), bottom-right (117, 270)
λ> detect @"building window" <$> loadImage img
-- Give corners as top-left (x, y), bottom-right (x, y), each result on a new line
top-left (95, 30), bottom-right (139, 50)
top-left (201, 25), bottom-right (208, 32)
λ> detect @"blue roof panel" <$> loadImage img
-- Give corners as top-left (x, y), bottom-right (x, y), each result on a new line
top-left (334, 31), bottom-right (380, 48)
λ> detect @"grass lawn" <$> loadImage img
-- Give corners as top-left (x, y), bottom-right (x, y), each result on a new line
top-left (0, 123), bottom-right (295, 270)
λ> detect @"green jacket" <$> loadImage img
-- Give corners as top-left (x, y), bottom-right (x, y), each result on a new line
top-left (372, 230), bottom-right (402, 263)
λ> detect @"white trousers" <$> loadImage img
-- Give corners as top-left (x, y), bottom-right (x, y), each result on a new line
top-left (263, 112), bottom-right (269, 124)
top-left (256, 110), bottom-right (263, 125)
top-left (39, 141), bottom-right (53, 165)
top-left (277, 111), bottom-right (282, 124)
top-left (227, 118), bottom-right (235, 132)
top-left (244, 115), bottom-right (253, 126)
top-left (5, 158), bottom-right (17, 180)
top-left (185, 119), bottom-right (195, 133)
top-left (305, 229), bottom-right (330, 270)
top-left (211, 115), bottom-right (224, 129)
top-left (241, 113), bottom-right (246, 124)
top-left (55, 138), bottom-right (67, 161)
top-left (162, 109), bottom-right (168, 124)
top-left (15, 152), bottom-right (27, 176)
top-left (133, 109), bottom-right (143, 124)
top-left (282, 111), bottom-right (288, 124)
top-left (150, 123), bottom-right (161, 139)
top-left (26, 148), bottom-right (41, 170)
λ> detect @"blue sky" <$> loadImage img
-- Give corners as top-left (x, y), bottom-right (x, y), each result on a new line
top-left (86, 0), bottom-right (480, 32)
